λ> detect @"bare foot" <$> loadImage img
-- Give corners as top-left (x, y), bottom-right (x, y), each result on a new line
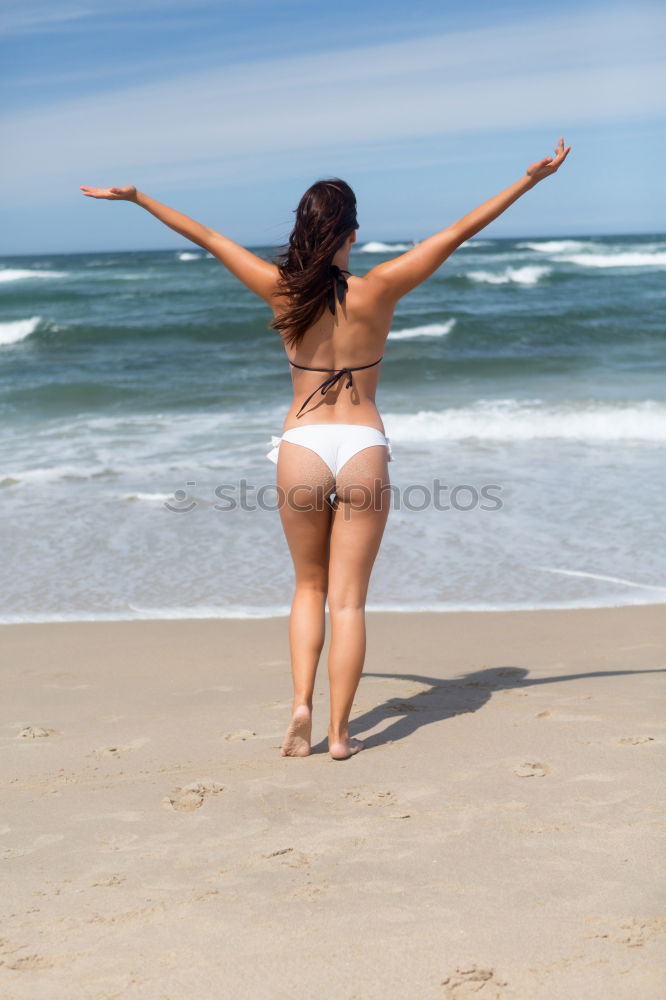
top-left (280, 705), bottom-right (312, 757)
top-left (329, 735), bottom-right (365, 761)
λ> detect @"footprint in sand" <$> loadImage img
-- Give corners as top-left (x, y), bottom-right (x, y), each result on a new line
top-left (90, 873), bottom-right (125, 887)
top-left (263, 847), bottom-right (315, 867)
top-left (282, 850), bottom-right (313, 869)
top-left (513, 761), bottom-right (550, 778)
top-left (224, 730), bottom-right (256, 741)
top-left (618, 736), bottom-right (654, 745)
top-left (16, 726), bottom-right (58, 739)
top-left (343, 789), bottom-right (397, 806)
top-left (87, 738), bottom-right (150, 758)
top-left (586, 915), bottom-right (666, 948)
top-left (163, 781), bottom-right (224, 812)
top-left (3, 833), bottom-right (65, 860)
top-left (88, 745), bottom-right (132, 758)
top-left (4, 954), bottom-right (60, 971)
top-left (288, 881), bottom-right (331, 901)
top-left (441, 965), bottom-right (508, 998)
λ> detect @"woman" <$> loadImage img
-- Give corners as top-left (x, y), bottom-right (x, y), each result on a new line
top-left (81, 137), bottom-right (571, 760)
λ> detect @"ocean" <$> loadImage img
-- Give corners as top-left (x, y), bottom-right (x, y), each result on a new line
top-left (1, 234), bottom-right (665, 622)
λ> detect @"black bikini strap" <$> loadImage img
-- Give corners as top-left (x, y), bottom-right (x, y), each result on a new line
top-left (291, 357), bottom-right (383, 418)
top-left (290, 356), bottom-right (383, 374)
top-left (327, 265), bottom-right (351, 315)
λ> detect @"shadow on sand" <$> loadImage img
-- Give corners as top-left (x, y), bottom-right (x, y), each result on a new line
top-left (309, 664), bottom-right (665, 754)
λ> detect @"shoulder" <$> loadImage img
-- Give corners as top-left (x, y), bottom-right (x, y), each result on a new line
top-left (347, 273), bottom-right (396, 323)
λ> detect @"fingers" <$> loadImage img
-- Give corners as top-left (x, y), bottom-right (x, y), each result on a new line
top-left (554, 137), bottom-right (571, 161)
top-left (542, 139), bottom-right (571, 172)
top-left (527, 138), bottom-right (571, 180)
top-left (79, 185), bottom-right (117, 199)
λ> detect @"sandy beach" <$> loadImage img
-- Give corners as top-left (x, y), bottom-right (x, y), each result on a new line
top-left (2, 604), bottom-right (665, 999)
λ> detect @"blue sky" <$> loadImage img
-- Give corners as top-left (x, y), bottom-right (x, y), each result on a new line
top-left (1, 0), bottom-right (664, 254)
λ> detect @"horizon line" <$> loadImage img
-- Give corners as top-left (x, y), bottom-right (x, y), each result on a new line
top-left (1, 230), bottom-right (664, 259)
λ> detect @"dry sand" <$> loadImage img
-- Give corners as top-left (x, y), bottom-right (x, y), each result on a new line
top-left (2, 605), bottom-right (665, 999)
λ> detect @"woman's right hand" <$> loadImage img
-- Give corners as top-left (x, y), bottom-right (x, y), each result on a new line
top-left (80, 184), bottom-right (137, 201)
top-left (526, 138), bottom-right (572, 183)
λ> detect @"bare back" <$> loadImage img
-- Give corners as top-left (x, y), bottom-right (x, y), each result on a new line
top-left (273, 274), bottom-right (395, 433)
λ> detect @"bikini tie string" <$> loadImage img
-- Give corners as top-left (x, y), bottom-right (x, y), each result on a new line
top-left (326, 265), bottom-right (350, 315)
top-left (295, 368), bottom-right (354, 418)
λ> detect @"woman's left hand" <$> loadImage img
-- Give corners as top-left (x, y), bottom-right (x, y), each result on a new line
top-left (80, 185), bottom-right (137, 201)
top-left (525, 138), bottom-right (572, 184)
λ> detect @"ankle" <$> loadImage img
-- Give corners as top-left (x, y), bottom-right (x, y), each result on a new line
top-left (328, 723), bottom-right (349, 742)
top-left (292, 700), bottom-right (312, 713)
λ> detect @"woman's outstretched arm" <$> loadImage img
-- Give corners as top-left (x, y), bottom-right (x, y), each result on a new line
top-left (365, 137), bottom-right (572, 303)
top-left (79, 184), bottom-right (279, 304)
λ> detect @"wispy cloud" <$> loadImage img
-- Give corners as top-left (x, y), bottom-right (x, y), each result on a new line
top-left (2, 5), bottom-right (664, 202)
top-left (1, 5), bottom-right (95, 35)
top-left (0, 0), bottom-right (219, 36)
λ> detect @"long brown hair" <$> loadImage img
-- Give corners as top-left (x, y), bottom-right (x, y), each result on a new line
top-left (269, 178), bottom-right (359, 350)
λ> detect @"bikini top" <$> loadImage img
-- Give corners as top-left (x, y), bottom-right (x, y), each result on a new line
top-left (290, 266), bottom-right (383, 417)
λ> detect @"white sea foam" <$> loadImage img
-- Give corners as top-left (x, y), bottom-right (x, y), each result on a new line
top-left (358, 241), bottom-right (414, 253)
top-left (383, 399), bottom-right (666, 443)
top-left (123, 492), bottom-right (175, 503)
top-left (0, 407), bottom-right (285, 489)
top-left (389, 319), bottom-right (456, 340)
top-left (0, 316), bottom-right (41, 345)
top-left (366, 593), bottom-right (666, 612)
top-left (0, 268), bottom-right (68, 282)
top-left (1, 464), bottom-right (119, 486)
top-left (635, 242), bottom-right (666, 252)
top-left (458, 239), bottom-right (492, 248)
top-left (2, 591), bottom-right (664, 625)
top-left (466, 265), bottom-right (550, 285)
top-left (0, 606), bottom-right (292, 625)
top-left (61, 407), bottom-right (267, 436)
top-left (534, 566), bottom-right (666, 592)
top-left (516, 240), bottom-right (592, 253)
top-left (555, 251), bottom-right (666, 268)
top-left (177, 252), bottom-right (202, 261)
top-left (0, 460), bottom-right (210, 487)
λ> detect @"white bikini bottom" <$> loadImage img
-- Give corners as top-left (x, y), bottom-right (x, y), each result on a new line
top-left (267, 423), bottom-right (392, 478)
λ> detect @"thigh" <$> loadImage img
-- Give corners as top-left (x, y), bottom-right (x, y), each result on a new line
top-left (276, 439), bottom-right (336, 586)
top-left (328, 446), bottom-right (391, 607)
